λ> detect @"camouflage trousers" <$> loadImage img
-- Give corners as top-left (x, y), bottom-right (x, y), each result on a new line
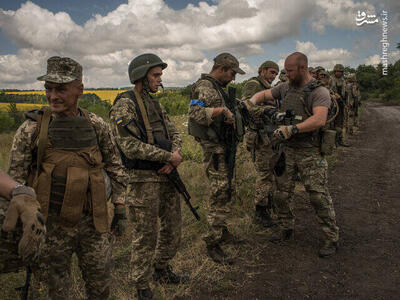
top-left (202, 151), bottom-right (231, 246)
top-left (128, 182), bottom-right (181, 290)
top-left (335, 105), bottom-right (349, 140)
top-left (274, 146), bottom-right (339, 242)
top-left (30, 214), bottom-right (112, 300)
top-left (253, 144), bottom-right (275, 207)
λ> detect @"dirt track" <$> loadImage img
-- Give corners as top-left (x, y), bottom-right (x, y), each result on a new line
top-left (203, 102), bottom-right (400, 299)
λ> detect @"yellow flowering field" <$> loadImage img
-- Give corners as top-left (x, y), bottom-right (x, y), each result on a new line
top-left (0, 103), bottom-right (47, 111)
top-left (5, 90), bottom-right (128, 104)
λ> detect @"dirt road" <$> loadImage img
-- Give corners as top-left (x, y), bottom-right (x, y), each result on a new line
top-left (204, 102), bottom-right (400, 299)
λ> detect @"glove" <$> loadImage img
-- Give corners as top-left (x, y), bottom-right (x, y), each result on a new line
top-left (273, 125), bottom-right (296, 140)
top-left (2, 185), bottom-right (46, 263)
top-left (111, 206), bottom-right (127, 236)
top-left (222, 107), bottom-right (235, 127)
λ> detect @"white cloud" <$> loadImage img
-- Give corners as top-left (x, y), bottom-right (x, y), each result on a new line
top-left (365, 54), bottom-right (380, 66)
top-left (0, 0), bottom-right (377, 88)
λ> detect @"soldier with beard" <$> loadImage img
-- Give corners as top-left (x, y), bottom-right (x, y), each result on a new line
top-left (249, 52), bottom-right (339, 258)
top-left (110, 54), bottom-right (187, 300)
top-left (241, 61), bottom-right (279, 228)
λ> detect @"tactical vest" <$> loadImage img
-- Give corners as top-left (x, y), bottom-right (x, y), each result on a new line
top-left (280, 80), bottom-right (324, 148)
top-left (27, 107), bottom-right (109, 233)
top-left (188, 75), bottom-right (245, 143)
top-left (113, 90), bottom-right (171, 169)
top-left (332, 77), bottom-right (346, 99)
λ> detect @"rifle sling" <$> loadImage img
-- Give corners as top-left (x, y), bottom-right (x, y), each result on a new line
top-left (133, 87), bottom-right (154, 145)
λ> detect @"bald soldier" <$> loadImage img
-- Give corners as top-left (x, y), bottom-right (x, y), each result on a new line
top-left (8, 56), bottom-right (127, 299)
top-left (241, 61), bottom-right (279, 228)
top-left (249, 52), bottom-right (339, 257)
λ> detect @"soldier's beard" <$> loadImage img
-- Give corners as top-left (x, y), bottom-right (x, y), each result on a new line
top-left (289, 73), bottom-right (303, 88)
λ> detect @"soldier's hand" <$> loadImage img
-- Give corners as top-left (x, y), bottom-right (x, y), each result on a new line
top-left (111, 206), bottom-right (127, 236)
top-left (273, 125), bottom-right (295, 140)
top-left (170, 150), bottom-right (183, 168)
top-left (157, 163), bottom-right (174, 174)
top-left (222, 107), bottom-right (235, 128)
top-left (2, 186), bottom-right (46, 262)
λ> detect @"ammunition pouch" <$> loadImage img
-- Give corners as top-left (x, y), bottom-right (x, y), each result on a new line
top-left (188, 118), bottom-right (220, 143)
top-left (320, 129), bottom-right (336, 156)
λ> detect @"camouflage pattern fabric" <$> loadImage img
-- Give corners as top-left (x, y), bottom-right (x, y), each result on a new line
top-left (29, 214), bottom-right (111, 300)
top-left (128, 182), bottom-right (181, 289)
top-left (109, 90), bottom-right (182, 183)
top-left (241, 76), bottom-right (276, 207)
top-left (8, 109), bottom-right (127, 205)
top-left (189, 75), bottom-right (231, 246)
top-left (274, 146), bottom-right (339, 242)
top-left (330, 76), bottom-right (349, 141)
top-left (37, 56), bottom-right (82, 83)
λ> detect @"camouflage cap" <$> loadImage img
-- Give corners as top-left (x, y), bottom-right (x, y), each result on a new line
top-left (214, 53), bottom-right (245, 75)
top-left (308, 67), bottom-right (315, 72)
top-left (259, 60), bottom-right (279, 71)
top-left (319, 70), bottom-right (330, 77)
top-left (37, 56), bottom-right (82, 83)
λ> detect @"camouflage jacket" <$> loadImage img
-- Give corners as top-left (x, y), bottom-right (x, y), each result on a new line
top-left (109, 89), bottom-right (182, 183)
top-left (8, 109), bottom-right (127, 205)
top-left (241, 76), bottom-right (271, 101)
top-left (330, 76), bottom-right (347, 100)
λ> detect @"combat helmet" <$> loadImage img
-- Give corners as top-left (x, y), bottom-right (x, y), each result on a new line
top-left (333, 64), bottom-right (344, 72)
top-left (128, 53), bottom-right (167, 84)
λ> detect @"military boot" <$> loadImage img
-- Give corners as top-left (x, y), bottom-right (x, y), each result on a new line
top-left (137, 288), bottom-right (153, 300)
top-left (338, 136), bottom-right (351, 147)
top-left (268, 226), bottom-right (294, 243)
top-left (206, 244), bottom-right (233, 265)
top-left (153, 265), bottom-right (189, 284)
top-left (318, 241), bottom-right (338, 258)
top-left (253, 205), bottom-right (276, 228)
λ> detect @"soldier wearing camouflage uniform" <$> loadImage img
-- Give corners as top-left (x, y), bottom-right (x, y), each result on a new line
top-left (8, 56), bottom-right (127, 300)
top-left (274, 69), bottom-right (288, 86)
top-left (249, 52), bottom-right (339, 258)
top-left (330, 64), bottom-right (350, 146)
top-left (346, 74), bottom-right (361, 133)
top-left (109, 54), bottom-right (187, 300)
top-left (241, 61), bottom-right (279, 228)
top-left (188, 53), bottom-right (247, 264)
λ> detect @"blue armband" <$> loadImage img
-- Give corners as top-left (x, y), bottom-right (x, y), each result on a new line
top-left (190, 99), bottom-right (206, 107)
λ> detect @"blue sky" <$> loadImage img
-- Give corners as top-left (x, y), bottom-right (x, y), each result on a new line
top-left (0, 0), bottom-right (398, 88)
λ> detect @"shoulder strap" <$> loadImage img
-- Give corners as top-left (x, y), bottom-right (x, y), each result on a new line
top-left (35, 106), bottom-right (51, 180)
top-left (133, 87), bottom-right (154, 145)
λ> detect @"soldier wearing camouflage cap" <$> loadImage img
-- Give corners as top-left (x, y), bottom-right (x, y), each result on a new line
top-left (188, 52), bottom-right (250, 264)
top-left (275, 69), bottom-right (287, 86)
top-left (241, 60), bottom-right (280, 228)
top-left (309, 67), bottom-right (317, 79)
top-left (8, 56), bottom-right (127, 299)
top-left (110, 53), bottom-right (187, 300)
top-left (330, 64), bottom-right (350, 146)
top-left (345, 73), bottom-right (361, 133)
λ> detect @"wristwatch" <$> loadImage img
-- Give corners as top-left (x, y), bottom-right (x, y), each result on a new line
top-left (291, 125), bottom-right (299, 136)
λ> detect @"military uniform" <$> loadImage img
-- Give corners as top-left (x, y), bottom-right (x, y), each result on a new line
top-left (109, 54), bottom-right (183, 292)
top-left (270, 80), bottom-right (339, 254)
top-left (346, 75), bottom-right (361, 132)
top-left (8, 57), bottom-right (127, 300)
top-left (330, 64), bottom-right (349, 145)
top-left (242, 72), bottom-right (278, 225)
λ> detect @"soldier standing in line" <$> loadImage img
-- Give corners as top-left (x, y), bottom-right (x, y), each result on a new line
top-left (241, 61), bottom-right (279, 228)
top-left (274, 69), bottom-right (288, 86)
top-left (346, 74), bottom-right (361, 134)
top-left (8, 56), bottom-right (127, 300)
top-left (330, 64), bottom-right (350, 147)
top-left (249, 52), bottom-right (340, 258)
top-left (109, 54), bottom-right (187, 300)
top-left (188, 53), bottom-right (247, 264)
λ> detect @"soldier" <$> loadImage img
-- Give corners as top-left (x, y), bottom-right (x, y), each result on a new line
top-left (241, 61), bottom-right (279, 228)
top-left (8, 56), bottom-right (127, 300)
top-left (249, 52), bottom-right (340, 258)
top-left (0, 170), bottom-right (45, 274)
top-left (314, 66), bottom-right (325, 78)
top-left (330, 64), bottom-right (350, 147)
top-left (346, 74), bottom-right (361, 134)
top-left (109, 54), bottom-right (187, 300)
top-left (188, 53), bottom-right (247, 264)
top-left (274, 69), bottom-right (288, 86)
top-left (309, 67), bottom-right (317, 79)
